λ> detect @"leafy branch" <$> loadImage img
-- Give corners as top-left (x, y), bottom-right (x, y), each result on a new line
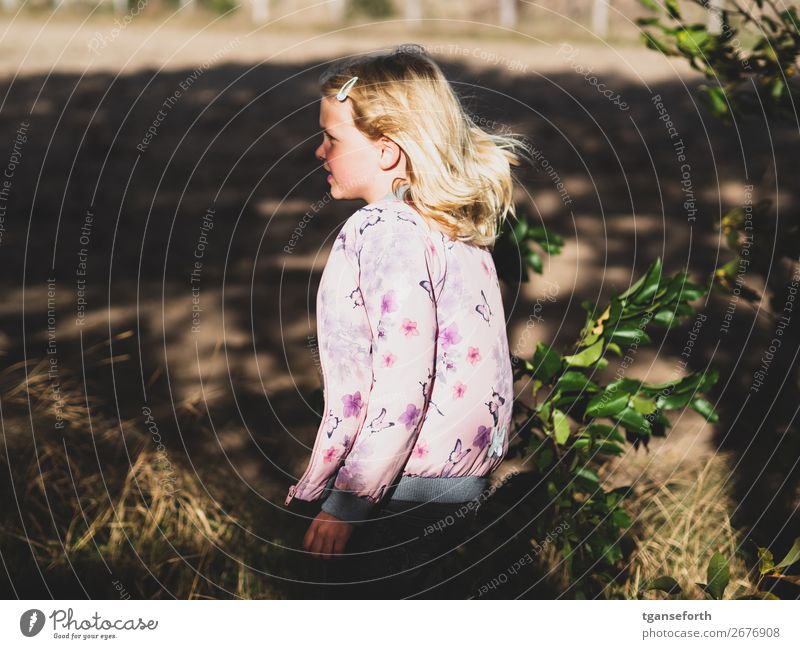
top-left (637, 0), bottom-right (800, 121)
top-left (498, 212), bottom-right (720, 594)
top-left (641, 537), bottom-right (800, 598)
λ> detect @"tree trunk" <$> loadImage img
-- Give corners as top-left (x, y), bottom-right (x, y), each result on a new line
top-left (329, 0), bottom-right (346, 23)
top-left (252, 0), bottom-right (269, 23)
top-left (499, 0), bottom-right (517, 29)
top-left (405, 0), bottom-right (422, 22)
top-left (591, 0), bottom-right (610, 38)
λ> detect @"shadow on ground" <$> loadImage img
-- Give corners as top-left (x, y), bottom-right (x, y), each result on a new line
top-left (0, 55), bottom-right (797, 598)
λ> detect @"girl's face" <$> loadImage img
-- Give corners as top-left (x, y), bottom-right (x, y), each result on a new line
top-left (315, 95), bottom-right (404, 203)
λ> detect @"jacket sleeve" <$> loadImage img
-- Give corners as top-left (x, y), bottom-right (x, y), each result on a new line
top-left (320, 213), bottom-right (438, 523)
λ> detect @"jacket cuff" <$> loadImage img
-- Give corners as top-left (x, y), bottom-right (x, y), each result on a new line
top-left (320, 486), bottom-right (377, 524)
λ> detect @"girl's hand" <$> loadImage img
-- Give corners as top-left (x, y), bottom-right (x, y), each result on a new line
top-left (303, 511), bottom-right (354, 559)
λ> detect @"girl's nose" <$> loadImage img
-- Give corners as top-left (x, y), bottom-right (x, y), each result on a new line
top-left (315, 142), bottom-right (326, 162)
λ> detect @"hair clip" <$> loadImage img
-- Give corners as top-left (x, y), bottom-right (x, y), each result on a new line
top-left (336, 76), bottom-right (358, 101)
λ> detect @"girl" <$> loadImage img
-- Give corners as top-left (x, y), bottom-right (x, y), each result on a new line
top-left (284, 44), bottom-right (532, 599)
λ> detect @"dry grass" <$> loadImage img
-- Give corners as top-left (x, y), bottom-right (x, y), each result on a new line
top-left (0, 353), bottom-right (288, 599)
top-left (612, 452), bottom-right (756, 600)
top-left (1, 346), bottom-right (763, 600)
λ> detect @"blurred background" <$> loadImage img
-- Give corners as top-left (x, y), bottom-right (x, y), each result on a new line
top-left (0, 0), bottom-right (798, 599)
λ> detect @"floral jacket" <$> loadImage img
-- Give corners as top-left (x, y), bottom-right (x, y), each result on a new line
top-left (284, 190), bottom-right (513, 522)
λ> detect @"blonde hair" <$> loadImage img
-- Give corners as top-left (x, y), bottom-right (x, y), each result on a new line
top-left (319, 44), bottom-right (534, 250)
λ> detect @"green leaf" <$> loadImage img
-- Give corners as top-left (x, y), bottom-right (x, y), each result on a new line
top-left (607, 378), bottom-right (644, 393)
top-left (633, 257), bottom-right (663, 304)
top-left (563, 339), bottom-right (604, 367)
top-left (775, 537), bottom-right (800, 569)
top-left (536, 446), bottom-right (554, 472)
top-left (537, 400), bottom-right (551, 423)
top-left (758, 547), bottom-right (775, 575)
top-left (553, 394), bottom-right (581, 409)
top-left (526, 226), bottom-right (563, 254)
top-left (642, 31), bottom-right (676, 55)
top-left (649, 409), bottom-right (671, 428)
top-left (655, 391), bottom-right (694, 410)
top-left (659, 271), bottom-right (688, 304)
top-left (652, 309), bottom-right (676, 327)
top-left (552, 408), bottom-right (571, 445)
top-left (526, 249), bottom-right (543, 274)
top-left (762, 14), bottom-right (778, 32)
top-left (700, 85), bottom-right (729, 118)
top-left (690, 397), bottom-right (719, 423)
top-left (771, 78), bottom-right (785, 101)
top-left (597, 441), bottom-right (625, 456)
top-left (706, 551), bottom-right (730, 600)
top-left (674, 371), bottom-right (705, 394)
top-left (527, 225), bottom-right (558, 242)
top-left (643, 576), bottom-right (682, 595)
top-left (575, 466), bottom-right (600, 485)
top-left (781, 8), bottom-right (800, 35)
top-left (581, 300), bottom-right (597, 317)
top-left (586, 392), bottom-right (630, 418)
top-left (637, 0), bottom-right (661, 12)
top-left (533, 342), bottom-right (562, 382)
top-left (604, 541), bottom-right (623, 564)
top-left (614, 407), bottom-right (652, 435)
top-left (609, 326), bottom-right (652, 345)
top-left (571, 438), bottom-right (590, 450)
top-left (587, 423), bottom-right (625, 443)
top-left (698, 368), bottom-right (720, 393)
top-left (608, 297), bottom-right (623, 326)
top-left (539, 240), bottom-right (562, 255)
top-left (612, 508), bottom-right (631, 528)
top-left (580, 329), bottom-right (601, 347)
top-left (619, 260), bottom-right (659, 300)
top-left (664, 0), bottom-right (681, 19)
top-left (644, 377), bottom-right (683, 391)
top-left (631, 395), bottom-right (657, 415)
top-left (556, 371), bottom-right (600, 393)
top-left (562, 537), bottom-right (573, 577)
top-left (736, 591), bottom-right (781, 600)
top-left (716, 259), bottom-right (741, 280)
top-left (680, 281), bottom-right (707, 302)
top-left (511, 218), bottom-right (528, 242)
top-left (676, 27), bottom-right (710, 56)
top-left (636, 16), bottom-right (664, 27)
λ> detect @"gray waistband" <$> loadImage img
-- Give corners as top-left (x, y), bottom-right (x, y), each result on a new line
top-left (389, 475), bottom-right (490, 503)
top-left (318, 473), bottom-right (492, 524)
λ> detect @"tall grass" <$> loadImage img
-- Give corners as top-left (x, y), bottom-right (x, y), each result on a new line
top-left (611, 453), bottom-right (755, 599)
top-left (2, 348), bottom-right (758, 599)
top-left (0, 353), bottom-right (291, 599)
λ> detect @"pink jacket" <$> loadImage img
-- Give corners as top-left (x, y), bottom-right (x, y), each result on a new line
top-left (284, 190), bottom-right (513, 522)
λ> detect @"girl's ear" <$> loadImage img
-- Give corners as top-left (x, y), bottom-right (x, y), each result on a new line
top-left (377, 135), bottom-right (404, 171)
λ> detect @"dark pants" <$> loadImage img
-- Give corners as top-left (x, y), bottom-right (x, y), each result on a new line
top-left (315, 498), bottom-right (479, 599)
